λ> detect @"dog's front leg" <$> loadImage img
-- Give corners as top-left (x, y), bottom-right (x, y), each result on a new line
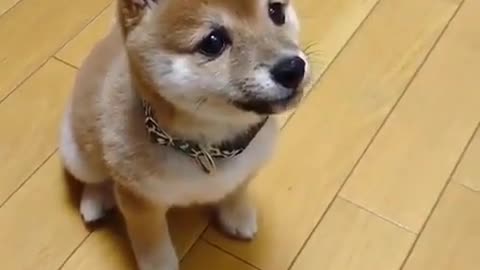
top-left (115, 183), bottom-right (178, 270)
top-left (216, 182), bottom-right (258, 240)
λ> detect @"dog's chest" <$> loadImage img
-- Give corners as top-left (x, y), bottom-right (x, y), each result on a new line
top-left (142, 121), bottom-right (278, 206)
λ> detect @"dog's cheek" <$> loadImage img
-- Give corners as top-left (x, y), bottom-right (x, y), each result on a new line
top-left (167, 57), bottom-right (196, 86)
top-left (151, 56), bottom-right (201, 94)
top-left (151, 54), bottom-right (231, 96)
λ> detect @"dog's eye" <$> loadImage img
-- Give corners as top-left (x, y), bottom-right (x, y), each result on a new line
top-left (268, 2), bottom-right (286, 26)
top-left (197, 28), bottom-right (230, 57)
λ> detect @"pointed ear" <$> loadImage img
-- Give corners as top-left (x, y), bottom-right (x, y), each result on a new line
top-left (117, 0), bottom-right (158, 35)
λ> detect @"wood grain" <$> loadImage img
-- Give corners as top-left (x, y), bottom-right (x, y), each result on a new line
top-left (291, 198), bottom-right (415, 270)
top-left (61, 207), bottom-right (209, 270)
top-left (278, 0), bottom-right (378, 125)
top-left (56, 4), bottom-right (116, 68)
top-left (0, 154), bottom-right (88, 270)
top-left (453, 128), bottom-right (480, 191)
top-left (0, 0), bottom-right (110, 100)
top-left (402, 183), bottom-right (480, 270)
top-left (181, 240), bottom-right (256, 270)
top-left (203, 0), bottom-right (461, 269)
top-left (0, 59), bottom-right (75, 203)
top-left (0, 0), bottom-right (20, 17)
top-left (340, 0), bottom-right (480, 233)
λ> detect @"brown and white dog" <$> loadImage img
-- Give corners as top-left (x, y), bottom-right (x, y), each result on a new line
top-left (60, 0), bottom-right (310, 269)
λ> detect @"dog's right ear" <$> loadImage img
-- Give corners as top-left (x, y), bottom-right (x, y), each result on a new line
top-left (117, 0), bottom-right (158, 36)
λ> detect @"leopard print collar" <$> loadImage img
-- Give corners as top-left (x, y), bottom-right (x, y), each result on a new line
top-left (142, 101), bottom-right (268, 174)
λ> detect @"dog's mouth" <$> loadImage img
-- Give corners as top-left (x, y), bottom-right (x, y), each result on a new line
top-left (232, 89), bottom-right (303, 115)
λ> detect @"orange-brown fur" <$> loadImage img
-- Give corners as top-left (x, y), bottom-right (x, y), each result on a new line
top-left (60, 1), bottom-right (310, 269)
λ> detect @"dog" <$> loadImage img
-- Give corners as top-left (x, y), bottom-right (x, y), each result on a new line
top-left (59, 0), bottom-right (310, 269)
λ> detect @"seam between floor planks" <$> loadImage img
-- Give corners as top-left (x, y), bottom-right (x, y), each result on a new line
top-left (200, 240), bottom-right (262, 270)
top-left (0, 0), bottom-right (22, 18)
top-left (53, 55), bottom-right (82, 71)
top-left (0, 56), bottom-right (77, 207)
top-left (338, 197), bottom-right (416, 234)
top-left (279, 0), bottom-right (382, 134)
top-left (0, 1), bottom-right (111, 105)
top-left (398, 121), bottom-right (480, 270)
top-left (0, 150), bottom-right (57, 208)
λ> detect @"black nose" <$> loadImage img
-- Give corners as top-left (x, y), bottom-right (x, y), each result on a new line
top-left (270, 56), bottom-right (306, 89)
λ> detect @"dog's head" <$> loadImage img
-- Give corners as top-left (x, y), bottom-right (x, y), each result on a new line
top-left (119, 0), bottom-right (310, 122)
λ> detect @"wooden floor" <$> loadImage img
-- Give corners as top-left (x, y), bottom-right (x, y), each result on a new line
top-left (1, 0), bottom-right (480, 269)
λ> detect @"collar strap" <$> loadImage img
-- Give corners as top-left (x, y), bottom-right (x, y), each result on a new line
top-left (142, 101), bottom-right (267, 174)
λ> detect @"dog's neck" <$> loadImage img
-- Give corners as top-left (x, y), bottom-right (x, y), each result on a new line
top-left (141, 99), bottom-right (268, 173)
top-left (128, 61), bottom-right (264, 145)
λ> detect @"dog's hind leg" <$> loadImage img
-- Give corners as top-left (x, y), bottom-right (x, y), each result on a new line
top-left (59, 109), bottom-right (114, 222)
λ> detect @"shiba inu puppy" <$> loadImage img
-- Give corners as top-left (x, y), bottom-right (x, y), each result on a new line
top-left (60, 0), bottom-right (310, 269)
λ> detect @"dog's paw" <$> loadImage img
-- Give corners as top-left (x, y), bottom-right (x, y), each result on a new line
top-left (217, 202), bottom-right (258, 240)
top-left (80, 184), bottom-right (115, 223)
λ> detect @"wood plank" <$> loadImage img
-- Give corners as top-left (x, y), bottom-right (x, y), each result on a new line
top-left (291, 198), bottom-right (415, 270)
top-left (61, 217), bottom-right (137, 270)
top-left (278, 0), bottom-right (378, 125)
top-left (0, 154), bottom-right (89, 270)
top-left (0, 0), bottom-right (20, 17)
top-left (56, 4), bottom-right (116, 68)
top-left (0, 0), bottom-right (110, 100)
top-left (453, 127), bottom-right (480, 191)
top-left (181, 240), bottom-right (256, 270)
top-left (203, 0), bottom-right (461, 269)
top-left (402, 183), bottom-right (480, 270)
top-left (340, 0), bottom-right (480, 233)
top-left (294, 0), bottom-right (378, 83)
top-left (0, 59), bottom-right (76, 203)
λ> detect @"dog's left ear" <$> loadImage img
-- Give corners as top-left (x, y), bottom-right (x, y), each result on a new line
top-left (117, 0), bottom-right (159, 35)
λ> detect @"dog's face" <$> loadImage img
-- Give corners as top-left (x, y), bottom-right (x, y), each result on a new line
top-left (121, 0), bottom-right (310, 121)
